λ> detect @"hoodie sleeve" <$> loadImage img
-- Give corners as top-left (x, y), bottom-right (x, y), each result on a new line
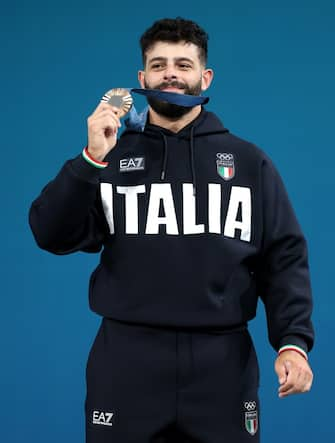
top-left (29, 154), bottom-right (109, 255)
top-left (256, 156), bottom-right (314, 354)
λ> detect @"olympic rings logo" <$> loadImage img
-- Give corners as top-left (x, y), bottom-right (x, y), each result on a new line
top-left (216, 153), bottom-right (233, 161)
top-left (244, 401), bottom-right (256, 411)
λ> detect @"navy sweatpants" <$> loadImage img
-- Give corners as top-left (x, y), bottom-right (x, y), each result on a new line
top-left (85, 318), bottom-right (260, 442)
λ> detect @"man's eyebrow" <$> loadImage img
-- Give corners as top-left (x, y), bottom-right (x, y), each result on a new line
top-left (148, 57), bottom-right (195, 64)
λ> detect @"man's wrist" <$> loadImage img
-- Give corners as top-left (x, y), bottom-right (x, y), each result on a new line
top-left (82, 146), bottom-right (109, 169)
top-left (278, 344), bottom-right (308, 361)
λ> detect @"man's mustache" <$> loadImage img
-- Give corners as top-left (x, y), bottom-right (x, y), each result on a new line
top-left (156, 81), bottom-right (186, 90)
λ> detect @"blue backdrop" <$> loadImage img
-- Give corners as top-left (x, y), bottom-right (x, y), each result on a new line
top-left (1, 0), bottom-right (334, 441)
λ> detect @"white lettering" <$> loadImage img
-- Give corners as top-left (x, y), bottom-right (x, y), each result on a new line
top-left (101, 182), bottom-right (252, 240)
top-left (183, 183), bottom-right (205, 234)
top-left (105, 412), bottom-right (114, 423)
top-left (224, 186), bottom-right (251, 242)
top-left (100, 183), bottom-right (115, 234)
top-left (98, 412), bottom-right (105, 422)
top-left (208, 183), bottom-right (221, 234)
top-left (93, 410), bottom-right (114, 426)
top-left (145, 184), bottom-right (179, 235)
top-left (136, 158), bottom-right (144, 168)
top-left (117, 185), bottom-right (145, 234)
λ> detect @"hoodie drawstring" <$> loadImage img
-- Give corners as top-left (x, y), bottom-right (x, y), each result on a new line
top-left (189, 126), bottom-right (196, 196)
top-left (160, 132), bottom-right (168, 181)
top-left (159, 127), bottom-right (197, 196)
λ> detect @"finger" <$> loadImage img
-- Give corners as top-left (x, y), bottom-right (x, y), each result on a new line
top-left (279, 375), bottom-right (311, 397)
top-left (278, 380), bottom-right (294, 394)
top-left (275, 361), bottom-right (288, 385)
top-left (288, 361), bottom-right (313, 390)
top-left (90, 110), bottom-right (121, 127)
top-left (89, 114), bottom-right (121, 133)
top-left (285, 360), bottom-right (301, 383)
top-left (103, 105), bottom-right (122, 117)
top-left (279, 368), bottom-right (311, 395)
top-left (94, 108), bottom-right (121, 121)
top-left (279, 386), bottom-right (299, 398)
top-left (278, 366), bottom-right (299, 394)
top-left (91, 102), bottom-right (121, 117)
top-left (280, 377), bottom-right (312, 397)
top-left (300, 370), bottom-right (313, 392)
top-left (89, 119), bottom-right (119, 137)
top-left (290, 371), bottom-right (306, 393)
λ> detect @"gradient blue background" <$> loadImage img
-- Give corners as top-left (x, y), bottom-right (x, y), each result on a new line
top-left (1, 0), bottom-right (334, 441)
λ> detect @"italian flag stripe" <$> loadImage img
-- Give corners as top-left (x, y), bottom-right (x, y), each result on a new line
top-left (247, 419), bottom-right (256, 433)
top-left (82, 147), bottom-right (108, 169)
top-left (224, 167), bottom-right (233, 178)
top-left (278, 345), bottom-right (308, 360)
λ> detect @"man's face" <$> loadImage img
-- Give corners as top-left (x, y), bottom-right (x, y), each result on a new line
top-left (138, 41), bottom-right (213, 119)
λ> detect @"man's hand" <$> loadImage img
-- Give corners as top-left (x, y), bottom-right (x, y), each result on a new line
top-left (87, 102), bottom-right (122, 162)
top-left (275, 350), bottom-right (313, 398)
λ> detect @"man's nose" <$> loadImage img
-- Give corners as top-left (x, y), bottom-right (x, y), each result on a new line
top-left (163, 65), bottom-right (178, 80)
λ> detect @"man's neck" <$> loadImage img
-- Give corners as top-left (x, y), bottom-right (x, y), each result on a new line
top-left (148, 105), bottom-right (202, 133)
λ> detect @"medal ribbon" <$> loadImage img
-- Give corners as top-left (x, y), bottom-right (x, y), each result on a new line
top-left (130, 88), bottom-right (209, 107)
top-left (127, 88), bottom-right (209, 131)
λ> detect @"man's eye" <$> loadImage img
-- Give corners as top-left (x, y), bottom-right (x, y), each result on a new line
top-left (152, 64), bottom-right (163, 69)
top-left (179, 64), bottom-right (191, 69)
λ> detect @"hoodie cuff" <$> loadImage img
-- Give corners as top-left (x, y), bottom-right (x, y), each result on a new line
top-left (82, 146), bottom-right (109, 168)
top-left (69, 152), bottom-right (103, 184)
top-left (278, 335), bottom-right (309, 360)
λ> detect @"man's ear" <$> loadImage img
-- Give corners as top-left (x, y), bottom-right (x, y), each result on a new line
top-left (201, 68), bottom-right (214, 91)
top-left (138, 70), bottom-right (145, 88)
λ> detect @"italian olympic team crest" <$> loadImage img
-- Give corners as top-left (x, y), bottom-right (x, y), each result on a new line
top-left (216, 153), bottom-right (235, 181)
top-left (244, 400), bottom-right (258, 436)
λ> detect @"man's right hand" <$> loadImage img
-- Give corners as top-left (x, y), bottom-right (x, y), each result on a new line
top-left (87, 102), bottom-right (122, 161)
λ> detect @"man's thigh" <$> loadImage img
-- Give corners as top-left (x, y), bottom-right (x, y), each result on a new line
top-left (85, 318), bottom-right (178, 443)
top-left (176, 329), bottom-right (260, 443)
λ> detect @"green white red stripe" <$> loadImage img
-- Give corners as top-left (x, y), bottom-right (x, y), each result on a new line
top-left (278, 344), bottom-right (308, 360)
top-left (225, 167), bottom-right (233, 178)
top-left (245, 411), bottom-right (258, 436)
top-left (246, 417), bottom-right (257, 435)
top-left (82, 147), bottom-right (108, 169)
top-left (218, 166), bottom-right (234, 179)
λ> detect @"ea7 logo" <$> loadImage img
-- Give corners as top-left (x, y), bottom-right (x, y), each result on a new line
top-left (92, 410), bottom-right (114, 427)
top-left (119, 157), bottom-right (145, 172)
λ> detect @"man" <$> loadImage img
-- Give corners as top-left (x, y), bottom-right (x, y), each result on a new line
top-left (29, 17), bottom-right (314, 443)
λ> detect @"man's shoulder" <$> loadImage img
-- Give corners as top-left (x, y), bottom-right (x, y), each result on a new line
top-left (203, 111), bottom-right (268, 160)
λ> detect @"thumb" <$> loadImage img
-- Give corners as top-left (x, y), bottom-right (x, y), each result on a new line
top-left (284, 360), bottom-right (292, 370)
top-left (276, 360), bottom-right (289, 385)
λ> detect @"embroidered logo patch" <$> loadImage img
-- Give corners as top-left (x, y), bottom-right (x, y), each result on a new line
top-left (243, 401), bottom-right (258, 436)
top-left (119, 157), bottom-right (145, 172)
top-left (92, 410), bottom-right (114, 427)
top-left (216, 153), bottom-right (235, 181)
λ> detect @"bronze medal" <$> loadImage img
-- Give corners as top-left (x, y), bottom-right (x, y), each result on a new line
top-left (101, 88), bottom-right (133, 117)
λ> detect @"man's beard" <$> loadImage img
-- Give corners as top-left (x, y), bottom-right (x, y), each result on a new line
top-left (144, 79), bottom-right (202, 120)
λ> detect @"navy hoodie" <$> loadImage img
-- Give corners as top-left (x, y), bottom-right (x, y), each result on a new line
top-left (29, 109), bottom-right (314, 353)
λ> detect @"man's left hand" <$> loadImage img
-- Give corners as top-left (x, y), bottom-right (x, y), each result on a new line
top-left (274, 350), bottom-right (313, 398)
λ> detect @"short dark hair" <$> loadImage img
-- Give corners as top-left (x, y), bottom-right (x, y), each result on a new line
top-left (140, 17), bottom-right (208, 66)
